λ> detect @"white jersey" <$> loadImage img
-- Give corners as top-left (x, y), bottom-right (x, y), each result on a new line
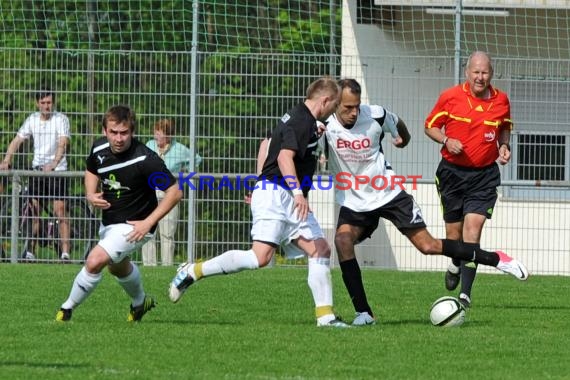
top-left (323, 104), bottom-right (401, 212)
top-left (17, 111), bottom-right (70, 170)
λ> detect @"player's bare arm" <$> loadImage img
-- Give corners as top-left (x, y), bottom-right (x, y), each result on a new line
top-left (85, 170), bottom-right (111, 210)
top-left (277, 148), bottom-right (309, 221)
top-left (127, 182), bottom-right (183, 242)
top-left (245, 138), bottom-right (270, 205)
top-left (256, 138), bottom-right (270, 175)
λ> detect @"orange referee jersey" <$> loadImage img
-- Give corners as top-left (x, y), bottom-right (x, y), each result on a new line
top-left (425, 82), bottom-right (512, 168)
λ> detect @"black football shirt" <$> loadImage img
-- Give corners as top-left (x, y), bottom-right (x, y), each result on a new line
top-left (86, 137), bottom-right (176, 226)
top-left (260, 103), bottom-right (320, 196)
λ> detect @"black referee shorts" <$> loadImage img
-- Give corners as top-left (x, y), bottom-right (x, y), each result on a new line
top-left (435, 159), bottom-right (500, 223)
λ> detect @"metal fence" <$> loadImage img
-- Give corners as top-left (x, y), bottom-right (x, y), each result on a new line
top-left (1, 1), bottom-right (570, 275)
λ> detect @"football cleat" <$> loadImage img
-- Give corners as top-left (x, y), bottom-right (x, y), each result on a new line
top-left (127, 295), bottom-right (156, 322)
top-left (352, 312), bottom-right (376, 326)
top-left (458, 293), bottom-right (471, 309)
top-left (55, 308), bottom-right (72, 322)
top-left (317, 316), bottom-right (351, 328)
top-left (445, 263), bottom-right (461, 291)
top-left (169, 262), bottom-right (195, 303)
top-left (495, 251), bottom-right (529, 281)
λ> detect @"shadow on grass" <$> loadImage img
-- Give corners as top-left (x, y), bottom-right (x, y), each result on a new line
top-left (380, 318), bottom-right (492, 327)
top-left (0, 360), bottom-right (89, 369)
top-left (482, 304), bottom-right (570, 311)
top-left (152, 319), bottom-right (244, 326)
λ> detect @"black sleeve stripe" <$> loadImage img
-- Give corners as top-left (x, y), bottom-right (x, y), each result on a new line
top-left (374, 116), bottom-right (386, 126)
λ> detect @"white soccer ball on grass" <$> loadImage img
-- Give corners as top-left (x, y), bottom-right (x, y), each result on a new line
top-left (429, 296), bottom-right (466, 327)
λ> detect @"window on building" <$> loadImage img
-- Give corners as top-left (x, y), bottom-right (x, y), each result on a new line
top-left (515, 134), bottom-right (566, 181)
top-left (504, 77), bottom-right (570, 201)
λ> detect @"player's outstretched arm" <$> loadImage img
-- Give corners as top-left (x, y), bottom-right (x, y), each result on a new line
top-left (146, 182), bottom-right (183, 226)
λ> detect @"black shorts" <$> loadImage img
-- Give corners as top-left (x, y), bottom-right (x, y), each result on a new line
top-left (337, 191), bottom-right (427, 243)
top-left (28, 170), bottom-right (69, 200)
top-left (435, 159), bottom-right (500, 223)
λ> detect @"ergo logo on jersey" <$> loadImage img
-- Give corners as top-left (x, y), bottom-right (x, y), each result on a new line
top-left (336, 138), bottom-right (371, 150)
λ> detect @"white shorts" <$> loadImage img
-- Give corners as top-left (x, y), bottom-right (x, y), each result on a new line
top-left (97, 223), bottom-right (154, 263)
top-left (250, 181), bottom-right (324, 258)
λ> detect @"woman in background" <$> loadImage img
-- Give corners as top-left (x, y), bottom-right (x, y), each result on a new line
top-left (142, 119), bottom-right (201, 266)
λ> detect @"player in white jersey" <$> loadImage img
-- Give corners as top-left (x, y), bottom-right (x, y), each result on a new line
top-left (325, 103), bottom-right (404, 212)
top-left (0, 89), bottom-right (71, 261)
top-left (322, 79), bottom-right (528, 326)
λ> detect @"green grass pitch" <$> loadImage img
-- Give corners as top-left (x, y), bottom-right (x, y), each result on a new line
top-left (0, 264), bottom-right (569, 380)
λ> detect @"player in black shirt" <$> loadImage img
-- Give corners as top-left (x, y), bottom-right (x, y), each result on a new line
top-left (56, 105), bottom-right (182, 322)
top-left (260, 102), bottom-right (321, 197)
top-left (169, 77), bottom-right (350, 327)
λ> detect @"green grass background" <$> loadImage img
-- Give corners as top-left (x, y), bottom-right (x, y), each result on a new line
top-left (0, 264), bottom-right (568, 380)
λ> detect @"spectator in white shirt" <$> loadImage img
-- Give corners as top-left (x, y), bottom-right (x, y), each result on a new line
top-left (0, 89), bottom-right (71, 261)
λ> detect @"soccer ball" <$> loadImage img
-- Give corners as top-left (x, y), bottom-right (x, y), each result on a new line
top-left (429, 296), bottom-right (465, 327)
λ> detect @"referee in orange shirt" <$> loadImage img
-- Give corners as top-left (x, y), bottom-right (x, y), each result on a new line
top-left (425, 51), bottom-right (513, 309)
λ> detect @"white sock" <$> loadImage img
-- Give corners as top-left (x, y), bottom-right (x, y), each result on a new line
top-left (61, 267), bottom-right (102, 310)
top-left (201, 249), bottom-right (259, 277)
top-left (448, 262), bottom-right (460, 274)
top-left (116, 263), bottom-right (145, 307)
top-left (307, 257), bottom-right (333, 308)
